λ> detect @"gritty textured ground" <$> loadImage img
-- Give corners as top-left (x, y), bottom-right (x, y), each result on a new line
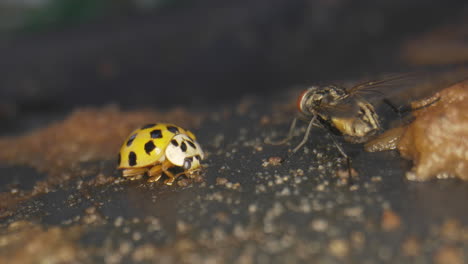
top-left (1, 87), bottom-right (468, 264)
top-left (1, 1), bottom-right (468, 263)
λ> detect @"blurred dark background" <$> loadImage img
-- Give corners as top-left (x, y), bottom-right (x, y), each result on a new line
top-left (0, 0), bottom-right (467, 113)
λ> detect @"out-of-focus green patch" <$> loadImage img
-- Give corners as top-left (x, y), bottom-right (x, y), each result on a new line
top-left (19, 0), bottom-right (106, 32)
top-left (0, 0), bottom-right (181, 33)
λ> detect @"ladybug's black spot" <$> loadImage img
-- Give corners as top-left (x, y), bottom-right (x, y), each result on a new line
top-left (117, 153), bottom-right (121, 165)
top-left (150, 129), bottom-right (162, 139)
top-left (144, 141), bottom-right (156, 155)
top-left (126, 134), bottom-right (137, 147)
top-left (187, 140), bottom-right (196, 149)
top-left (129, 152), bottom-right (137, 166)
top-left (141, 124), bottom-right (156, 129)
top-left (180, 142), bottom-right (187, 152)
top-left (167, 126), bottom-right (179, 134)
top-left (195, 155), bottom-right (201, 161)
top-left (171, 139), bottom-right (178, 147)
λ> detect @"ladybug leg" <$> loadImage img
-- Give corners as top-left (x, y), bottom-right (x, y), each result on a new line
top-left (122, 168), bottom-right (148, 180)
top-left (182, 167), bottom-right (203, 179)
top-left (147, 165), bottom-right (163, 182)
top-left (161, 160), bottom-right (177, 185)
top-left (173, 170), bottom-right (192, 180)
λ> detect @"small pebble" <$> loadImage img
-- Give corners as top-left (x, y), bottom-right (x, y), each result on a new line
top-left (328, 239), bottom-right (350, 259)
top-left (381, 209), bottom-right (401, 231)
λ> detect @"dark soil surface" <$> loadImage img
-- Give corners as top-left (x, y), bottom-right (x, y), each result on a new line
top-left (1, 1), bottom-right (468, 263)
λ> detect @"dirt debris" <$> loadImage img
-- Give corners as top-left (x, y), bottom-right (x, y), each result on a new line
top-left (0, 221), bottom-right (85, 264)
top-left (335, 168), bottom-right (358, 179)
top-left (328, 239), bottom-right (350, 259)
top-left (381, 209), bottom-right (402, 231)
top-left (401, 236), bottom-right (421, 257)
top-left (434, 245), bottom-right (464, 264)
top-left (350, 231), bottom-right (365, 251)
top-left (214, 177), bottom-right (241, 190)
top-left (366, 80), bottom-right (468, 181)
top-left (309, 219), bottom-right (329, 232)
top-left (399, 80), bottom-right (468, 181)
top-left (262, 156), bottom-right (283, 167)
top-left (440, 219), bottom-right (462, 242)
top-left (216, 177), bottom-right (229, 185)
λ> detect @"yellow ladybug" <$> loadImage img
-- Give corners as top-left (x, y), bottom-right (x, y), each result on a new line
top-left (117, 123), bottom-right (204, 185)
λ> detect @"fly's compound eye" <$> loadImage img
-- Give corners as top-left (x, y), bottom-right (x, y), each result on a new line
top-left (297, 90), bottom-right (309, 112)
top-left (183, 158), bottom-right (192, 170)
top-left (298, 87), bottom-right (320, 112)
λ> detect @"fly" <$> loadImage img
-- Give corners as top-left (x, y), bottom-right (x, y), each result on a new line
top-left (266, 75), bottom-right (413, 176)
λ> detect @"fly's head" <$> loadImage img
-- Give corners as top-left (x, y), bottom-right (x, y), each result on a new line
top-left (297, 85), bottom-right (347, 116)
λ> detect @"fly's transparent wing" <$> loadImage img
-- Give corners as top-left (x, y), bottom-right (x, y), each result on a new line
top-left (347, 68), bottom-right (468, 107)
top-left (316, 98), bottom-right (363, 119)
top-left (347, 73), bottom-right (421, 102)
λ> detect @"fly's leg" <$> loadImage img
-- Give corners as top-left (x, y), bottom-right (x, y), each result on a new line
top-left (383, 98), bottom-right (403, 118)
top-left (383, 98), bottom-right (414, 126)
top-left (265, 117), bottom-right (298, 145)
top-left (384, 96), bottom-right (440, 116)
top-left (291, 115), bottom-right (317, 154)
top-left (384, 97), bottom-right (440, 128)
top-left (122, 167), bottom-right (148, 180)
top-left (325, 130), bottom-right (354, 184)
top-left (147, 164), bottom-right (163, 183)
